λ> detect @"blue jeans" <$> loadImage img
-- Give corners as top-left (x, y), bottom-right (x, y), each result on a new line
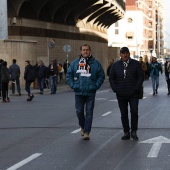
top-left (151, 75), bottom-right (159, 92)
top-left (49, 76), bottom-right (58, 93)
top-left (75, 95), bottom-right (95, 134)
top-left (11, 78), bottom-right (21, 94)
top-left (25, 81), bottom-right (31, 95)
top-left (38, 78), bottom-right (45, 92)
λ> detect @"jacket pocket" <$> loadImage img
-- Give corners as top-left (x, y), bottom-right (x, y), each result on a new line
top-left (87, 79), bottom-right (97, 92)
top-left (73, 79), bottom-right (80, 90)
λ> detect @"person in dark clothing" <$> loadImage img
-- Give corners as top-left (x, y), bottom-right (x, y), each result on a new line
top-left (37, 60), bottom-right (47, 94)
top-left (109, 47), bottom-right (144, 140)
top-left (66, 44), bottom-right (105, 140)
top-left (48, 60), bottom-right (58, 94)
top-left (9, 59), bottom-right (21, 95)
top-left (0, 59), bottom-right (4, 99)
top-left (107, 59), bottom-right (114, 76)
top-left (24, 61), bottom-right (35, 101)
top-left (165, 60), bottom-right (170, 95)
top-left (63, 59), bottom-right (70, 77)
top-left (1, 61), bottom-right (10, 102)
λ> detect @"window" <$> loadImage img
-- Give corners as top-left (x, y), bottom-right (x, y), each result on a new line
top-left (115, 22), bottom-right (119, 27)
top-left (128, 18), bottom-right (133, 23)
top-left (126, 32), bottom-right (134, 40)
top-left (115, 29), bottom-right (119, 34)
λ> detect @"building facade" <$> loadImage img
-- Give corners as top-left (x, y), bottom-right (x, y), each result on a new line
top-left (108, 0), bottom-right (164, 59)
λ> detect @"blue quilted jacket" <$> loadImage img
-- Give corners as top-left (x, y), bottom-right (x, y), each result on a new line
top-left (66, 56), bottom-right (105, 96)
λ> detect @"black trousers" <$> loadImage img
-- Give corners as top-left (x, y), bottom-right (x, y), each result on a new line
top-left (116, 94), bottom-right (139, 133)
top-left (2, 82), bottom-right (8, 100)
top-left (166, 79), bottom-right (170, 93)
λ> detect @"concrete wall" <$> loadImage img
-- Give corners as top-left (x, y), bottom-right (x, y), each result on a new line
top-left (0, 40), bottom-right (37, 88)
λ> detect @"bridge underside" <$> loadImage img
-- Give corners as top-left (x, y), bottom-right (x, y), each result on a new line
top-left (8, 0), bottom-right (125, 31)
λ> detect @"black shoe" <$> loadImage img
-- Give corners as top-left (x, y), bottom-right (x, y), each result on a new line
top-left (19, 92), bottom-right (21, 96)
top-left (131, 131), bottom-right (138, 141)
top-left (2, 99), bottom-right (7, 102)
top-left (155, 89), bottom-right (158, 94)
top-left (30, 95), bottom-right (34, 101)
top-left (39, 92), bottom-right (43, 94)
top-left (7, 97), bottom-right (10, 102)
top-left (167, 92), bottom-right (170, 95)
top-left (121, 132), bottom-right (130, 140)
top-left (153, 92), bottom-right (155, 95)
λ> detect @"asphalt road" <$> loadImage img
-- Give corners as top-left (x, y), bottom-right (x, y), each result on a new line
top-left (0, 74), bottom-right (170, 170)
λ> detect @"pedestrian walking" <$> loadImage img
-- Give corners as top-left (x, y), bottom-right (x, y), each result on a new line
top-left (63, 59), bottom-right (70, 78)
top-left (1, 61), bottom-right (10, 102)
top-left (24, 61), bottom-right (35, 101)
top-left (66, 44), bottom-right (105, 140)
top-left (0, 59), bottom-right (4, 99)
top-left (48, 60), bottom-right (58, 94)
top-left (139, 56), bottom-right (147, 79)
top-left (58, 63), bottom-right (64, 83)
top-left (37, 60), bottom-right (47, 94)
top-left (107, 59), bottom-right (114, 76)
top-left (165, 60), bottom-right (170, 95)
top-left (109, 47), bottom-right (144, 140)
top-left (149, 56), bottom-right (162, 95)
top-left (9, 59), bottom-right (21, 96)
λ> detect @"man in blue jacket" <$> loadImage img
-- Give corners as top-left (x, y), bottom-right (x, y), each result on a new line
top-left (149, 56), bottom-right (162, 95)
top-left (66, 44), bottom-right (105, 140)
top-left (109, 47), bottom-right (143, 140)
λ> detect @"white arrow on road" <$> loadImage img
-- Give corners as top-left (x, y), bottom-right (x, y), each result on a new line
top-left (140, 136), bottom-right (170, 158)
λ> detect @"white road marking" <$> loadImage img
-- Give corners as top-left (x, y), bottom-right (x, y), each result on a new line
top-left (97, 90), bottom-right (110, 94)
top-left (95, 98), bottom-right (107, 100)
top-left (101, 111), bottom-right (112, 116)
top-left (108, 99), bottom-right (117, 102)
top-left (71, 128), bottom-right (81, 134)
top-left (7, 153), bottom-right (42, 170)
top-left (140, 136), bottom-right (170, 158)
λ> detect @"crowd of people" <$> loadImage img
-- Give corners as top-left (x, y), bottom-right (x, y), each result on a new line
top-left (0, 45), bottom-right (169, 142)
top-left (0, 58), bottom-right (70, 102)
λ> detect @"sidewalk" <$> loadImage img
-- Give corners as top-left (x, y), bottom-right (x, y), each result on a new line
top-left (9, 82), bottom-right (70, 96)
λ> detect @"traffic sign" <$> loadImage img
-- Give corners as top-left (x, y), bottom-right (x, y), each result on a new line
top-left (63, 44), bottom-right (72, 53)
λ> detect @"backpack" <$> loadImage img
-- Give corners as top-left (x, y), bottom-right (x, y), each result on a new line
top-left (28, 66), bottom-right (36, 82)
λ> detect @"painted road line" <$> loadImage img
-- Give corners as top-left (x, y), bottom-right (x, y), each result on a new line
top-left (95, 98), bottom-right (107, 100)
top-left (101, 111), bottom-right (112, 117)
top-left (97, 90), bottom-right (110, 94)
top-left (7, 153), bottom-right (42, 170)
top-left (140, 136), bottom-right (170, 158)
top-left (71, 128), bottom-right (81, 134)
top-left (108, 99), bottom-right (117, 102)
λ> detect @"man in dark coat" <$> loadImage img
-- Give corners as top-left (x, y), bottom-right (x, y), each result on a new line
top-left (109, 47), bottom-right (144, 140)
top-left (9, 59), bottom-right (21, 95)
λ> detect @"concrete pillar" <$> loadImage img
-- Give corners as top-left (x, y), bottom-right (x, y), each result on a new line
top-left (0, 0), bottom-right (8, 39)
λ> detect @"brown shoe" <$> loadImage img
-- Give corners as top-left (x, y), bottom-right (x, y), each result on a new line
top-left (84, 133), bottom-right (90, 140)
top-left (80, 128), bottom-right (84, 136)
